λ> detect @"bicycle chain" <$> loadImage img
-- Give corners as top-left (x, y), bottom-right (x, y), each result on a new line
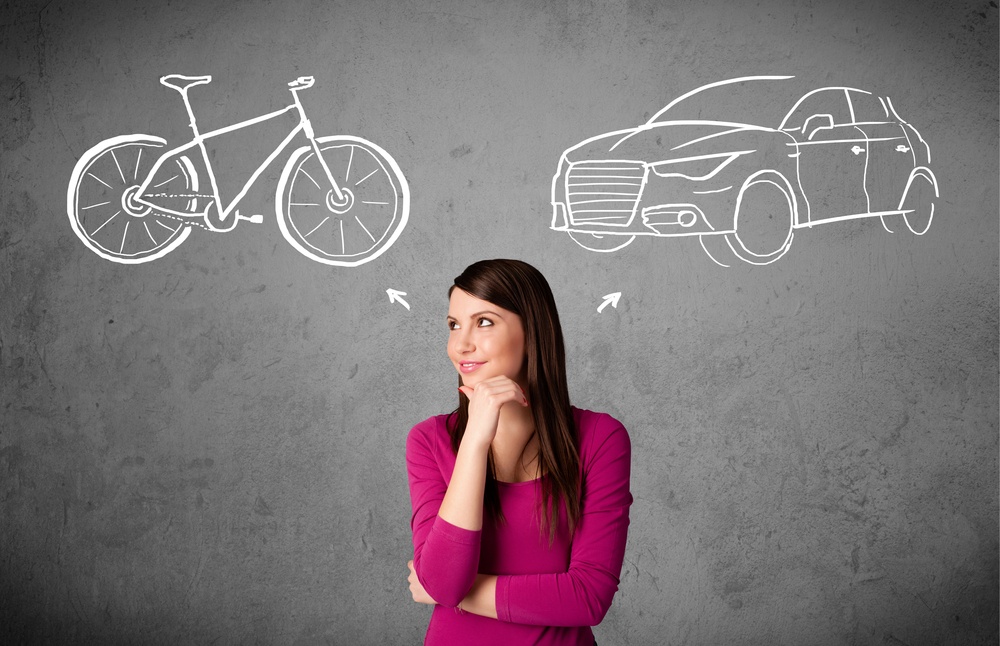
top-left (145, 192), bottom-right (214, 199)
top-left (152, 210), bottom-right (211, 231)
top-left (146, 192), bottom-right (216, 231)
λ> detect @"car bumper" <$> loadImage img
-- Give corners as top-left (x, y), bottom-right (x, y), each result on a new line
top-left (552, 200), bottom-right (723, 236)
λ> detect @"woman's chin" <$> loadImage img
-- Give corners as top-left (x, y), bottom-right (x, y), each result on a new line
top-left (459, 375), bottom-right (483, 389)
top-left (458, 371), bottom-right (496, 389)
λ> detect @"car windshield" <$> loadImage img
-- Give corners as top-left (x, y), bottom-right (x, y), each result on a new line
top-left (645, 77), bottom-right (806, 129)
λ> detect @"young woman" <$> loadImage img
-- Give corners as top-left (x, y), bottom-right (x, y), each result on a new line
top-left (405, 259), bottom-right (632, 645)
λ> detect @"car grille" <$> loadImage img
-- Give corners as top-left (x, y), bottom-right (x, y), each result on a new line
top-left (565, 161), bottom-right (646, 226)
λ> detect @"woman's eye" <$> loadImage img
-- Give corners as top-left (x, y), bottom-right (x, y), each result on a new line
top-left (477, 317), bottom-right (494, 327)
top-left (447, 320), bottom-right (459, 330)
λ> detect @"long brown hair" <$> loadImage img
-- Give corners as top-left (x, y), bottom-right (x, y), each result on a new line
top-left (446, 259), bottom-right (580, 540)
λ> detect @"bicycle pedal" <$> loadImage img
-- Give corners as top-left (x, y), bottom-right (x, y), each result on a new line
top-left (236, 211), bottom-right (265, 224)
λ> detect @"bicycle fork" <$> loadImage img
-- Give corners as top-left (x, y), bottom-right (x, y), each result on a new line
top-left (289, 77), bottom-right (349, 209)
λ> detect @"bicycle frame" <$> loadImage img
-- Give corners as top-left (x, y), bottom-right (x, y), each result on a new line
top-left (135, 78), bottom-right (343, 232)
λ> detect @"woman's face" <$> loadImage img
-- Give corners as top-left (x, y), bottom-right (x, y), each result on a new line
top-left (447, 288), bottom-right (526, 388)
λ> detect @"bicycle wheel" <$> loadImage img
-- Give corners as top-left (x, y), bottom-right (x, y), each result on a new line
top-left (276, 135), bottom-right (409, 267)
top-left (67, 134), bottom-right (196, 264)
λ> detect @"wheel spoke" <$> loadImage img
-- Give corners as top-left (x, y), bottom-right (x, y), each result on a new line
top-left (87, 172), bottom-right (113, 189)
top-left (82, 201), bottom-right (111, 210)
top-left (298, 167), bottom-right (320, 189)
top-left (355, 168), bottom-right (378, 186)
top-left (143, 222), bottom-right (157, 245)
top-left (345, 146), bottom-right (354, 183)
top-left (134, 148), bottom-right (143, 180)
top-left (111, 150), bottom-right (127, 185)
top-left (355, 216), bottom-right (376, 243)
top-left (119, 221), bottom-right (130, 254)
top-left (305, 216), bottom-right (330, 238)
top-left (91, 210), bottom-right (121, 236)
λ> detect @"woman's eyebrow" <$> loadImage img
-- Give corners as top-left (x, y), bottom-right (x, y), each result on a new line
top-left (446, 310), bottom-right (503, 321)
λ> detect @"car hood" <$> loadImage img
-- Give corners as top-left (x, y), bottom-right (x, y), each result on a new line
top-left (563, 121), bottom-right (780, 163)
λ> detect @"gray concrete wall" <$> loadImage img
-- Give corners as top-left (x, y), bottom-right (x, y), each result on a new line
top-left (1, 0), bottom-right (997, 643)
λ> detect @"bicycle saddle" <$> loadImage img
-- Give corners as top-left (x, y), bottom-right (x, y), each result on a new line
top-left (160, 74), bottom-right (213, 93)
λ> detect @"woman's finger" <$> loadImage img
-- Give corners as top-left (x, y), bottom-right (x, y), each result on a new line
top-left (463, 377), bottom-right (528, 407)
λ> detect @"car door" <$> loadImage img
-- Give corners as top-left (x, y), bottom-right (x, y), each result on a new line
top-left (780, 89), bottom-right (870, 224)
top-left (847, 91), bottom-right (915, 214)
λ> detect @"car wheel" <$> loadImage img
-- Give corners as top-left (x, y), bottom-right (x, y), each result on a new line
top-left (724, 170), bottom-right (795, 265)
top-left (568, 232), bottom-right (635, 253)
top-left (898, 166), bottom-right (938, 235)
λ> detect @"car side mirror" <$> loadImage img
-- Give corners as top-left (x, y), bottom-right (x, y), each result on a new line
top-left (803, 114), bottom-right (835, 140)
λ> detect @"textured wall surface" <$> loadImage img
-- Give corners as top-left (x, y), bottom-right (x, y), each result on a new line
top-left (1, 0), bottom-right (997, 644)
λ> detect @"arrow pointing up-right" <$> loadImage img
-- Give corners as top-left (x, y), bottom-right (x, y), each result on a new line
top-left (597, 292), bottom-right (621, 314)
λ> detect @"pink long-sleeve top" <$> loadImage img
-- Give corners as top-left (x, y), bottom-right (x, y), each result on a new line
top-left (406, 407), bottom-right (632, 645)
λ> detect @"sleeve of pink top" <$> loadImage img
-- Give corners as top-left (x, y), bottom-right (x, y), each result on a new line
top-left (495, 417), bottom-right (632, 627)
top-left (406, 419), bottom-right (481, 608)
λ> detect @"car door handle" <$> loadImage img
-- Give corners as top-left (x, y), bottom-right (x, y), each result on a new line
top-left (851, 145), bottom-right (864, 155)
top-left (895, 144), bottom-right (911, 153)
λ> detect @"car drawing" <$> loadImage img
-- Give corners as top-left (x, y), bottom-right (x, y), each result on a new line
top-left (550, 76), bottom-right (938, 266)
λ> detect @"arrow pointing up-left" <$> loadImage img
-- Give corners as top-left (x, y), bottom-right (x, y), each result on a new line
top-left (386, 288), bottom-right (410, 311)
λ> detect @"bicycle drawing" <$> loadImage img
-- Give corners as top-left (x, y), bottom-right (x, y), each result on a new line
top-left (67, 75), bottom-right (409, 266)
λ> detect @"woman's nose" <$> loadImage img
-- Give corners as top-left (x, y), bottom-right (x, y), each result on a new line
top-left (453, 329), bottom-right (474, 352)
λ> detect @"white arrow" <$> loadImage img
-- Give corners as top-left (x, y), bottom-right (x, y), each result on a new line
top-left (386, 288), bottom-right (410, 311)
top-left (597, 292), bottom-right (621, 314)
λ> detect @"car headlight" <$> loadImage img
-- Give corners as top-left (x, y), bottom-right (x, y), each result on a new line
top-left (649, 150), bottom-right (750, 181)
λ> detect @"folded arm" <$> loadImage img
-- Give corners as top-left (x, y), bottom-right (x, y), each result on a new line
top-left (492, 422), bottom-right (632, 625)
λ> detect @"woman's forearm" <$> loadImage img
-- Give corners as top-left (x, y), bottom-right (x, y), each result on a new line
top-left (459, 573), bottom-right (498, 619)
top-left (438, 379), bottom-right (524, 530)
top-left (436, 434), bottom-right (490, 530)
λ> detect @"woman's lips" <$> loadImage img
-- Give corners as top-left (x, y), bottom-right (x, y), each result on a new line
top-left (458, 361), bottom-right (485, 374)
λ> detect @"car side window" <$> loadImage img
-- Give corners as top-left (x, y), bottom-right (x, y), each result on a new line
top-left (780, 89), bottom-right (854, 132)
top-left (846, 90), bottom-right (890, 123)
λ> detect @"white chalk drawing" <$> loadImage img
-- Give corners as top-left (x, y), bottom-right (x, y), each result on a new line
top-left (67, 75), bottom-right (409, 266)
top-left (386, 288), bottom-right (410, 311)
top-left (597, 292), bottom-right (621, 314)
top-left (550, 76), bottom-right (938, 266)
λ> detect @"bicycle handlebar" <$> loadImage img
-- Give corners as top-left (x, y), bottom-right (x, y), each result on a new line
top-left (288, 76), bottom-right (315, 90)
